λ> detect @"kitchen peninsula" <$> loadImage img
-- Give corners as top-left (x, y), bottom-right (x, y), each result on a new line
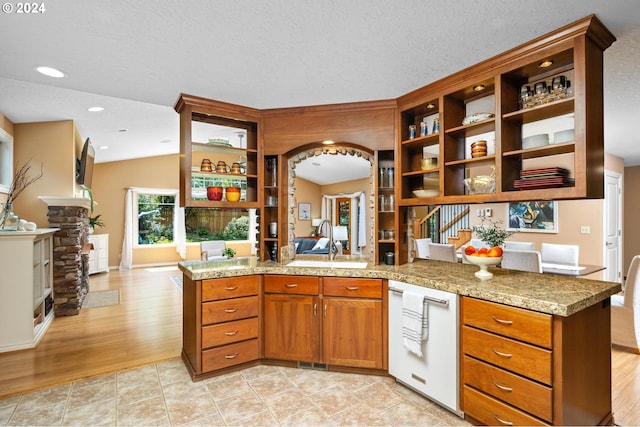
top-left (179, 257), bottom-right (620, 426)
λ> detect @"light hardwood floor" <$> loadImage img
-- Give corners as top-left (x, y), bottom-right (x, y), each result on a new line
top-left (0, 267), bottom-right (638, 425)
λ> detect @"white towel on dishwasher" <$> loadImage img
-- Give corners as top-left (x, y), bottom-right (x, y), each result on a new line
top-left (402, 290), bottom-right (429, 357)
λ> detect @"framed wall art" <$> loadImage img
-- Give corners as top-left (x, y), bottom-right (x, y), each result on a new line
top-left (506, 200), bottom-right (558, 233)
top-left (298, 203), bottom-right (311, 220)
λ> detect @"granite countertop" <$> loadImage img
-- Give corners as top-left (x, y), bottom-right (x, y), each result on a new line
top-left (178, 256), bottom-right (621, 317)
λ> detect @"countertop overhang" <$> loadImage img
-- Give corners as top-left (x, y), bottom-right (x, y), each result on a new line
top-left (178, 257), bottom-right (621, 317)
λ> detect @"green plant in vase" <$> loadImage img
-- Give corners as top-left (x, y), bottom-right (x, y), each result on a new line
top-left (222, 247), bottom-right (236, 258)
top-left (472, 218), bottom-right (514, 248)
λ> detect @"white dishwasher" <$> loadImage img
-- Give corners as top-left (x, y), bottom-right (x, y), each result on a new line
top-left (388, 280), bottom-right (462, 417)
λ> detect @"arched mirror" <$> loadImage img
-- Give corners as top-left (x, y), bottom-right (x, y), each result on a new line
top-left (286, 144), bottom-right (375, 261)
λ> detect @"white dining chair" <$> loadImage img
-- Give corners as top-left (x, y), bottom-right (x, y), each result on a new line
top-left (501, 249), bottom-right (542, 273)
top-left (611, 255), bottom-right (640, 353)
top-left (427, 243), bottom-right (458, 263)
top-left (414, 238), bottom-right (432, 259)
top-left (541, 243), bottom-right (579, 266)
top-left (504, 241), bottom-right (535, 251)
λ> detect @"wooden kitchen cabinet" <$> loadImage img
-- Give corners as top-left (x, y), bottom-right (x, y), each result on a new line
top-left (263, 275), bottom-right (320, 362)
top-left (322, 281), bottom-right (384, 368)
top-left (398, 15), bottom-right (615, 205)
top-left (461, 296), bottom-right (613, 426)
top-left (263, 275), bottom-right (387, 370)
top-left (182, 275), bottom-right (261, 380)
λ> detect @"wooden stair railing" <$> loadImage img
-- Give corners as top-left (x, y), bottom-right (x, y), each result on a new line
top-left (413, 205), bottom-right (472, 249)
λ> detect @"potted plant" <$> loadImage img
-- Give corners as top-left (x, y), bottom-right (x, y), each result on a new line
top-left (222, 247), bottom-right (236, 258)
top-left (472, 218), bottom-right (514, 248)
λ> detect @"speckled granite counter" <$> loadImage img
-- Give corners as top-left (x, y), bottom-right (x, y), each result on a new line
top-left (178, 257), bottom-right (620, 317)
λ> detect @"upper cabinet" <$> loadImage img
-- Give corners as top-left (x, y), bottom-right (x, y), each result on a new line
top-left (175, 94), bottom-right (262, 208)
top-left (397, 15), bottom-right (615, 205)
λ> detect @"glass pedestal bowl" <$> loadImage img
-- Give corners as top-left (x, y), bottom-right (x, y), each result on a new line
top-left (465, 255), bottom-right (502, 279)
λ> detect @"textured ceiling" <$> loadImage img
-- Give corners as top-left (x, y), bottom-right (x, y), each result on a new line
top-left (0, 0), bottom-right (639, 167)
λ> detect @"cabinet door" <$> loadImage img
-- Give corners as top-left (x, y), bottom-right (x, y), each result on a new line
top-left (263, 294), bottom-right (320, 362)
top-left (323, 298), bottom-right (383, 369)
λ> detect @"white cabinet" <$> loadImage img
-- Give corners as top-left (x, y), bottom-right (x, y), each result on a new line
top-left (88, 233), bottom-right (109, 274)
top-left (0, 228), bottom-right (57, 353)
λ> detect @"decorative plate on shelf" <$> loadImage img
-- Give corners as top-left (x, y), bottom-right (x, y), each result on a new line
top-left (413, 189), bottom-right (439, 198)
top-left (207, 138), bottom-right (232, 147)
top-left (462, 112), bottom-right (495, 126)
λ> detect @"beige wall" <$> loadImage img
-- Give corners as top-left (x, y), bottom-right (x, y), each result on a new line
top-left (0, 113), bottom-right (14, 204)
top-left (624, 165), bottom-right (640, 273)
top-left (292, 177), bottom-right (322, 236)
top-left (12, 120), bottom-right (79, 227)
top-left (94, 154), bottom-right (251, 268)
top-left (293, 176), bottom-right (372, 247)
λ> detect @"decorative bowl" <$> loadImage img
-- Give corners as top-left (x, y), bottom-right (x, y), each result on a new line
top-left (553, 129), bottom-right (574, 144)
top-left (462, 112), bottom-right (495, 125)
top-left (225, 186), bottom-right (241, 202)
top-left (464, 175), bottom-right (495, 194)
top-left (522, 133), bottom-right (549, 149)
top-left (206, 186), bottom-right (223, 201)
top-left (412, 189), bottom-right (439, 198)
top-left (465, 255), bottom-right (502, 279)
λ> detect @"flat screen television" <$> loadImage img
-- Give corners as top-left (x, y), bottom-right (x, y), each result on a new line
top-left (76, 138), bottom-right (95, 188)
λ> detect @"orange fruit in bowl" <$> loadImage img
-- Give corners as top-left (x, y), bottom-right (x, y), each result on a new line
top-left (488, 247), bottom-right (503, 257)
top-left (464, 245), bottom-right (476, 256)
top-left (477, 247), bottom-right (489, 255)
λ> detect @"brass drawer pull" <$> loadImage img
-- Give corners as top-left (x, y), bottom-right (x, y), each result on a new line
top-left (492, 316), bottom-right (513, 325)
top-left (492, 348), bottom-right (513, 358)
top-left (492, 380), bottom-right (513, 392)
top-left (345, 286), bottom-right (360, 291)
top-left (324, 304), bottom-right (327, 318)
top-left (224, 330), bottom-right (239, 336)
top-left (493, 414), bottom-right (514, 426)
top-left (285, 283), bottom-right (298, 288)
top-left (224, 353), bottom-right (239, 359)
top-left (224, 308), bottom-right (239, 313)
top-left (313, 303), bottom-right (317, 317)
top-left (225, 286), bottom-right (238, 291)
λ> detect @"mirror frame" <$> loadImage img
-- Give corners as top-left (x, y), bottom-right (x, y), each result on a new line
top-left (286, 143), bottom-right (375, 261)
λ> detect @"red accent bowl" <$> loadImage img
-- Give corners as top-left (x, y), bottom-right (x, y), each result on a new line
top-left (206, 186), bottom-right (223, 201)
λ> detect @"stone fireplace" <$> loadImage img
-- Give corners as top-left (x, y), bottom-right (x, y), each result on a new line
top-left (39, 196), bottom-right (92, 316)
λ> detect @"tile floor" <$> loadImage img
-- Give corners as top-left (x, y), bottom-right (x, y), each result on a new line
top-left (0, 359), bottom-right (470, 426)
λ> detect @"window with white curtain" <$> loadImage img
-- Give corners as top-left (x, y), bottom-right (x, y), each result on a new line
top-left (136, 191), bottom-right (176, 246)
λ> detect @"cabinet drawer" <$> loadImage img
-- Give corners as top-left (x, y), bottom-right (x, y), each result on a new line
top-left (464, 355), bottom-right (552, 422)
top-left (323, 277), bottom-right (382, 298)
top-left (202, 339), bottom-right (259, 372)
top-left (202, 296), bottom-right (259, 325)
top-left (264, 275), bottom-right (319, 295)
top-left (463, 326), bottom-right (552, 385)
top-left (462, 297), bottom-right (552, 349)
top-left (463, 385), bottom-right (547, 426)
top-left (202, 275), bottom-right (259, 301)
top-left (202, 317), bottom-right (259, 349)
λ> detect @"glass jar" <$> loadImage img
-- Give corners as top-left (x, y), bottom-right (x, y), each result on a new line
top-left (0, 203), bottom-right (19, 231)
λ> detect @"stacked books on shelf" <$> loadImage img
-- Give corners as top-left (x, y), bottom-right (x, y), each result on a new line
top-left (514, 167), bottom-right (575, 190)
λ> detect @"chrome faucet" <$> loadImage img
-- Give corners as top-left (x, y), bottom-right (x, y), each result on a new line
top-left (318, 219), bottom-right (338, 261)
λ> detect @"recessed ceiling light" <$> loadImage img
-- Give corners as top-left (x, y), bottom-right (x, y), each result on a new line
top-left (538, 60), bottom-right (553, 68)
top-left (88, 107), bottom-right (104, 112)
top-left (35, 66), bottom-right (65, 78)
top-left (160, 139), bottom-right (172, 144)
top-left (99, 145), bottom-right (109, 150)
top-left (473, 84), bottom-right (486, 92)
top-left (118, 128), bottom-right (128, 133)
top-left (322, 140), bottom-right (335, 145)
top-left (426, 103), bottom-right (435, 109)
top-left (311, 162), bottom-right (321, 166)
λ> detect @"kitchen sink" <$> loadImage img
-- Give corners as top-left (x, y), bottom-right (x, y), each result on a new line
top-left (286, 260), bottom-right (368, 269)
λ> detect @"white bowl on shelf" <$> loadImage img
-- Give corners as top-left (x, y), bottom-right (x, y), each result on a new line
top-left (553, 129), bottom-right (574, 144)
top-left (465, 255), bottom-right (502, 279)
top-left (412, 189), bottom-right (439, 198)
top-left (522, 133), bottom-right (549, 149)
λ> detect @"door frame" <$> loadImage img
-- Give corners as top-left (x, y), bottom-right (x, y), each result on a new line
top-left (603, 169), bottom-right (622, 283)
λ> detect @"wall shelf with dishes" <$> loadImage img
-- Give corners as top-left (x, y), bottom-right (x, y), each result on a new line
top-left (397, 15), bottom-right (615, 205)
top-left (175, 94), bottom-right (262, 208)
